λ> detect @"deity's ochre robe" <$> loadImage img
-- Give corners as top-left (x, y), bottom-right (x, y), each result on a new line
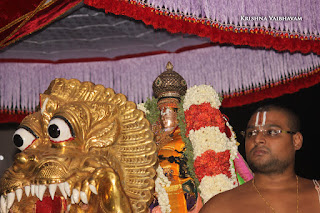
top-left (158, 128), bottom-right (197, 213)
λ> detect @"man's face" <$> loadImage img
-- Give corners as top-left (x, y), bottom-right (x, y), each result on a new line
top-left (245, 110), bottom-right (299, 174)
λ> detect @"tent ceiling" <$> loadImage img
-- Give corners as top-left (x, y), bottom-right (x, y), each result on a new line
top-left (0, 6), bottom-right (210, 61)
top-left (0, 1), bottom-right (319, 122)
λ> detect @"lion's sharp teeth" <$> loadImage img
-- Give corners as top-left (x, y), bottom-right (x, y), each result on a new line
top-left (64, 182), bottom-right (71, 197)
top-left (58, 183), bottom-right (67, 199)
top-left (0, 195), bottom-right (7, 213)
top-left (38, 185), bottom-right (46, 201)
top-left (89, 184), bottom-right (98, 195)
top-left (72, 189), bottom-right (80, 203)
top-left (25, 186), bottom-right (30, 197)
top-left (35, 185), bottom-right (39, 197)
top-left (70, 195), bottom-right (75, 204)
top-left (6, 192), bottom-right (14, 210)
top-left (15, 189), bottom-right (23, 202)
top-left (30, 185), bottom-right (35, 196)
top-left (80, 191), bottom-right (88, 204)
top-left (67, 204), bottom-right (71, 211)
top-left (49, 184), bottom-right (57, 200)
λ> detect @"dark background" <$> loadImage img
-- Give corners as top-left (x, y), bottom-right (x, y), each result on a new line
top-left (221, 83), bottom-right (320, 180)
top-left (0, 83), bottom-right (319, 179)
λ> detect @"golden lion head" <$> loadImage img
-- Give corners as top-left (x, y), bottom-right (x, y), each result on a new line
top-left (0, 78), bottom-right (157, 213)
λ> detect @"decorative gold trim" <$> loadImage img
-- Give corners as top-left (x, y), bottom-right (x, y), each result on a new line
top-left (0, 0), bottom-right (78, 48)
top-left (0, 0), bottom-right (56, 34)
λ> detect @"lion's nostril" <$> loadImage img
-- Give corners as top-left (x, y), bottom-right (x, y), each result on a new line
top-left (29, 155), bottom-right (37, 162)
top-left (15, 153), bottom-right (29, 164)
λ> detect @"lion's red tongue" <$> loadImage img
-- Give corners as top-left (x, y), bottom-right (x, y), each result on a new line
top-left (36, 196), bottom-right (66, 213)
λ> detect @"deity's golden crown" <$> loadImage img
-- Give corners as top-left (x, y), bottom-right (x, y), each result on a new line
top-left (152, 62), bottom-right (187, 99)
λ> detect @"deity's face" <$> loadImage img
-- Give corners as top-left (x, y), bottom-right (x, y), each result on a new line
top-left (160, 107), bottom-right (178, 130)
top-left (158, 98), bottom-right (179, 131)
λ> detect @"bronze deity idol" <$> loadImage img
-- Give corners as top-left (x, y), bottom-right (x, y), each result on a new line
top-left (0, 78), bottom-right (157, 213)
top-left (150, 62), bottom-right (201, 213)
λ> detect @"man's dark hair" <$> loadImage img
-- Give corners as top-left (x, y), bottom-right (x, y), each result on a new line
top-left (252, 104), bottom-right (301, 132)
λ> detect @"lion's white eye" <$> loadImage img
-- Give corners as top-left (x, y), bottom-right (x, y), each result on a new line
top-left (13, 127), bottom-right (37, 151)
top-left (48, 117), bottom-right (74, 143)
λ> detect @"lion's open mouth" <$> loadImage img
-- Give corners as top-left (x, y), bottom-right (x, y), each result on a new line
top-left (35, 196), bottom-right (67, 213)
top-left (0, 181), bottom-right (96, 212)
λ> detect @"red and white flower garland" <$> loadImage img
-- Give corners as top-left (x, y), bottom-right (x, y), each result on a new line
top-left (138, 85), bottom-right (242, 208)
top-left (183, 85), bottom-right (239, 203)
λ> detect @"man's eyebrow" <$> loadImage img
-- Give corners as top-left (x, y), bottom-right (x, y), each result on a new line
top-left (265, 124), bottom-right (282, 128)
top-left (246, 125), bottom-right (255, 129)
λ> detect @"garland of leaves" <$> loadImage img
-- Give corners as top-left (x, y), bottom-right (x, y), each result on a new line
top-left (144, 96), bottom-right (160, 125)
top-left (177, 96), bottom-right (200, 191)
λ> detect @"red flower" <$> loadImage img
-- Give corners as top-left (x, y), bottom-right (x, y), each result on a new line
top-left (194, 150), bottom-right (231, 181)
top-left (184, 103), bottom-right (226, 136)
top-left (224, 123), bottom-right (232, 138)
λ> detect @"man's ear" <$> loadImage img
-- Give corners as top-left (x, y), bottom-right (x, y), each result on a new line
top-left (293, 132), bottom-right (303, 150)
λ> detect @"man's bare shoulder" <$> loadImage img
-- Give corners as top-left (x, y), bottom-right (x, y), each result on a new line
top-left (200, 181), bottom-right (253, 213)
top-left (299, 177), bottom-right (320, 212)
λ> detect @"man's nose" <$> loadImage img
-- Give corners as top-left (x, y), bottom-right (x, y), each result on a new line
top-left (254, 131), bottom-right (266, 144)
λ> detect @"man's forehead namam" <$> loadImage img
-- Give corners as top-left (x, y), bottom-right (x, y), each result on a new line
top-left (248, 110), bottom-right (290, 129)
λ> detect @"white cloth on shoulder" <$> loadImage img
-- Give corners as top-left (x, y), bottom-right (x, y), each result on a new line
top-left (313, 180), bottom-right (320, 204)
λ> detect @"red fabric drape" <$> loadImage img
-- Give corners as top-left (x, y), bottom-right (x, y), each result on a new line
top-left (1, 0), bottom-right (319, 54)
top-left (0, 111), bottom-right (29, 124)
top-left (0, 0), bottom-right (82, 48)
top-left (222, 67), bottom-right (320, 107)
top-left (84, 0), bottom-right (320, 56)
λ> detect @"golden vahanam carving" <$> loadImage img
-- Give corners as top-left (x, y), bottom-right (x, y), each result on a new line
top-left (0, 78), bottom-right (157, 213)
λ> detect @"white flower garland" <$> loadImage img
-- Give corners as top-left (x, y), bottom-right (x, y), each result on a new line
top-left (188, 126), bottom-right (229, 159)
top-left (138, 102), bottom-right (171, 212)
top-left (183, 85), bottom-right (221, 111)
top-left (229, 158), bottom-right (238, 185)
top-left (155, 165), bottom-right (172, 213)
top-left (183, 84), bottom-right (239, 204)
top-left (198, 174), bottom-right (238, 203)
top-left (137, 102), bottom-right (149, 114)
top-left (225, 121), bottom-right (239, 160)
